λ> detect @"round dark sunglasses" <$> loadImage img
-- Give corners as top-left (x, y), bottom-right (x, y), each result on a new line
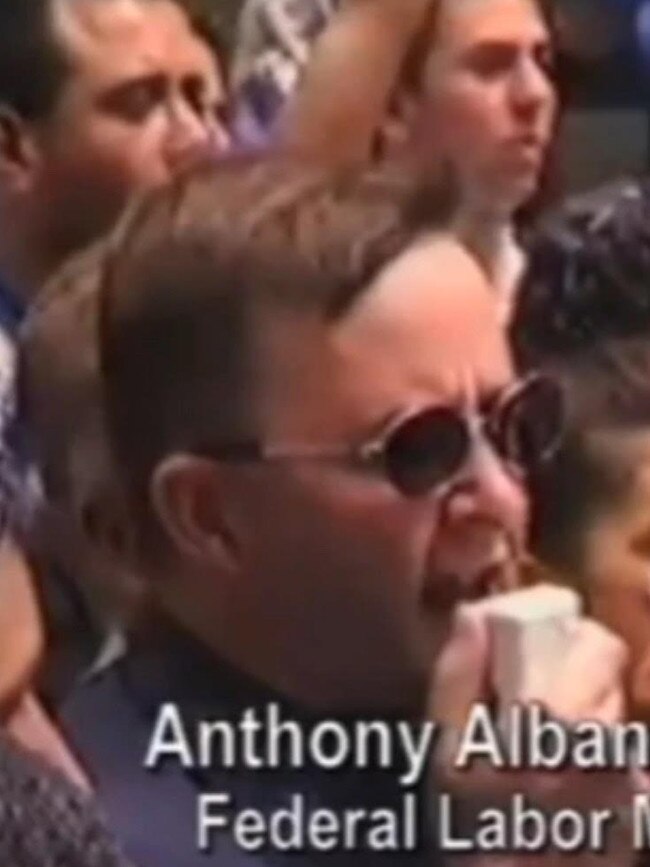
top-left (196, 373), bottom-right (564, 498)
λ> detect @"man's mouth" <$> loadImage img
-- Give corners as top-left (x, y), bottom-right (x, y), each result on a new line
top-left (422, 561), bottom-right (510, 614)
top-left (422, 537), bottom-right (520, 613)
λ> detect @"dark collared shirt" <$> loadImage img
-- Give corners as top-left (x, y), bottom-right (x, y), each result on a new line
top-left (62, 617), bottom-right (441, 867)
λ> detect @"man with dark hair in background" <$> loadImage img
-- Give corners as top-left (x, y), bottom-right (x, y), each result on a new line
top-left (0, 0), bottom-right (229, 291)
top-left (0, 0), bottom-right (229, 783)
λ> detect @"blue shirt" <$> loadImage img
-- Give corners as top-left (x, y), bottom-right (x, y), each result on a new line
top-left (0, 280), bottom-right (27, 534)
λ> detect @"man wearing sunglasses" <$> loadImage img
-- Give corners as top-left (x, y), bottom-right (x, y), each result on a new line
top-left (57, 159), bottom-right (633, 865)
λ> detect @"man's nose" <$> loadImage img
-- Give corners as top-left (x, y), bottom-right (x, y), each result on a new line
top-left (442, 438), bottom-right (528, 544)
top-left (163, 97), bottom-right (228, 172)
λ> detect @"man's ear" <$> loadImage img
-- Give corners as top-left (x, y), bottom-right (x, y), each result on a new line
top-left (0, 106), bottom-right (41, 193)
top-left (150, 455), bottom-right (240, 572)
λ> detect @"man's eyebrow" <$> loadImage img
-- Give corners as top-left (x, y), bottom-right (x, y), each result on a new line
top-left (354, 407), bottom-right (406, 446)
top-left (360, 399), bottom-right (442, 445)
top-left (99, 72), bottom-right (167, 100)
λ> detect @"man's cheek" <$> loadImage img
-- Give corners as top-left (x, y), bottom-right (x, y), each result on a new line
top-left (81, 123), bottom-right (167, 182)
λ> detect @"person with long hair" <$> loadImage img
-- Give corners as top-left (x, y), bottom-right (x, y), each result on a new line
top-left (513, 179), bottom-right (650, 724)
top-left (282, 0), bottom-right (559, 322)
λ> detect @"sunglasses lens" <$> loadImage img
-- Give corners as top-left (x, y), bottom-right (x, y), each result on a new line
top-left (497, 376), bottom-right (564, 470)
top-left (385, 408), bottom-right (469, 496)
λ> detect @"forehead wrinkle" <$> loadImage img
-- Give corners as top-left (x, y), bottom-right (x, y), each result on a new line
top-left (52, 0), bottom-right (199, 79)
top-left (334, 237), bottom-right (511, 398)
top-left (253, 308), bottom-right (391, 444)
top-left (54, 0), bottom-right (143, 51)
top-left (251, 236), bottom-right (512, 445)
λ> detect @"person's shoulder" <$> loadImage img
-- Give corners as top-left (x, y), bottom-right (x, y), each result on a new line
top-left (61, 662), bottom-right (148, 766)
top-left (60, 666), bottom-right (214, 864)
top-left (0, 730), bottom-right (130, 866)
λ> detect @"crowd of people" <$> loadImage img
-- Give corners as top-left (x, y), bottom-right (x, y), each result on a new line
top-left (0, 0), bottom-right (648, 864)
